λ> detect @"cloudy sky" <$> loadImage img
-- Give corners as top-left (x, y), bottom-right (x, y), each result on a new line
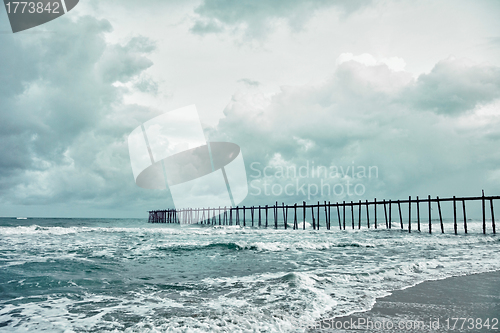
top-left (1, 0), bottom-right (500, 218)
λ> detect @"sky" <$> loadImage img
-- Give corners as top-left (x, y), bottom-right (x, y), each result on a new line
top-left (0, 0), bottom-right (500, 218)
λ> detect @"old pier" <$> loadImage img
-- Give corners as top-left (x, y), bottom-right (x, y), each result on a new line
top-left (148, 191), bottom-right (498, 235)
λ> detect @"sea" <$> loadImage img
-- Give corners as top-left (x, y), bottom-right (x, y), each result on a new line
top-left (0, 217), bottom-right (499, 332)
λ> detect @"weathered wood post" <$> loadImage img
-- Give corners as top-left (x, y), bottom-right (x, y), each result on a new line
top-left (398, 200), bottom-right (403, 229)
top-left (343, 201), bottom-right (346, 230)
top-left (490, 199), bottom-right (496, 234)
top-left (283, 203), bottom-right (288, 230)
top-left (258, 205), bottom-right (261, 227)
top-left (482, 190), bottom-right (486, 234)
top-left (275, 201), bottom-right (278, 229)
top-left (453, 196), bottom-right (457, 235)
top-left (416, 196), bottom-right (420, 232)
top-left (337, 203), bottom-right (341, 230)
top-left (358, 200), bottom-right (362, 229)
top-left (383, 199), bottom-right (388, 229)
top-left (428, 195), bottom-right (432, 234)
top-left (437, 197), bottom-right (444, 233)
top-left (294, 203), bottom-right (298, 230)
top-left (303, 201), bottom-right (306, 230)
top-left (408, 196), bottom-right (411, 233)
top-left (389, 200), bottom-right (392, 229)
top-left (351, 201), bottom-right (354, 229)
top-left (366, 200), bottom-right (370, 229)
top-left (243, 206), bottom-right (246, 227)
top-left (251, 206), bottom-right (254, 227)
top-left (317, 201), bottom-right (320, 230)
top-left (374, 198), bottom-right (377, 229)
top-left (265, 205), bottom-right (269, 228)
top-left (219, 206), bottom-right (222, 225)
top-left (325, 201), bottom-right (329, 230)
top-left (462, 199), bottom-right (467, 234)
top-left (311, 206), bottom-right (316, 230)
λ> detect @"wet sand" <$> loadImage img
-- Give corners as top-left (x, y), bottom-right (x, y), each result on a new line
top-left (311, 270), bottom-right (500, 332)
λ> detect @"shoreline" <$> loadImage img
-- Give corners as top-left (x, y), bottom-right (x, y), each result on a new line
top-left (310, 270), bottom-right (500, 332)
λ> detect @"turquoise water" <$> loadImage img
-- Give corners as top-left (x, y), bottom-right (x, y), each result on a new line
top-left (0, 218), bottom-right (499, 332)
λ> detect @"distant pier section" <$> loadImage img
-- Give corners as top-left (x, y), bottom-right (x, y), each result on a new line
top-left (149, 191), bottom-right (498, 234)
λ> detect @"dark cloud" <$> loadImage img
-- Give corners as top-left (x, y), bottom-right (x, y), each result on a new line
top-left (0, 15), bottom-right (168, 213)
top-left (402, 58), bottom-right (500, 115)
top-left (191, 0), bottom-right (373, 37)
top-left (209, 57), bottom-right (500, 206)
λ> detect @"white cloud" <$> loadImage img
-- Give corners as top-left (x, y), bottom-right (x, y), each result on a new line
top-left (337, 53), bottom-right (406, 72)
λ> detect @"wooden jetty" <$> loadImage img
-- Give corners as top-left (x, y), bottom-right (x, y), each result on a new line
top-left (148, 191), bottom-right (498, 235)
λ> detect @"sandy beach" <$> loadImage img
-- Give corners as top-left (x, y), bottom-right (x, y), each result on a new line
top-left (312, 270), bottom-right (500, 332)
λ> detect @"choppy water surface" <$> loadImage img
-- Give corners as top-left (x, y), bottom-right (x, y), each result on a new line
top-left (0, 218), bottom-right (499, 332)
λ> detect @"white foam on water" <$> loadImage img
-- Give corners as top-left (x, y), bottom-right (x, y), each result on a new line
top-left (1, 219), bottom-right (500, 332)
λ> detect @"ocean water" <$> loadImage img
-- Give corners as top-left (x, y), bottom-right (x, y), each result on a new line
top-left (0, 217), bottom-right (499, 332)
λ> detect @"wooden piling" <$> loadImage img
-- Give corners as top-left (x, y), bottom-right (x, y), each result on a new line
top-left (324, 201), bottom-right (329, 230)
top-left (428, 195), bottom-right (432, 234)
top-left (358, 200), bottom-right (362, 229)
top-left (258, 205), bottom-right (261, 227)
top-left (374, 198), bottom-right (377, 229)
top-left (294, 203), bottom-right (298, 230)
top-left (265, 205), bottom-right (268, 228)
top-left (311, 206), bottom-right (316, 230)
top-left (388, 200), bottom-right (392, 229)
top-left (337, 203), bottom-right (341, 230)
top-left (416, 196), bottom-right (420, 232)
top-left (343, 201), bottom-right (346, 230)
top-left (283, 203), bottom-right (288, 230)
top-left (398, 200), bottom-right (403, 229)
top-left (251, 206), bottom-right (254, 227)
top-left (437, 197), bottom-right (444, 233)
top-left (453, 196), bottom-right (457, 235)
top-left (408, 196), bottom-right (411, 233)
top-left (366, 200), bottom-right (370, 229)
top-left (351, 201), bottom-right (354, 230)
top-left (482, 190), bottom-right (486, 234)
top-left (462, 199), bottom-right (467, 234)
top-left (275, 201), bottom-right (278, 229)
top-left (490, 199), bottom-right (496, 234)
top-left (383, 199), bottom-right (388, 229)
top-left (317, 202), bottom-right (320, 230)
top-left (303, 201), bottom-right (306, 230)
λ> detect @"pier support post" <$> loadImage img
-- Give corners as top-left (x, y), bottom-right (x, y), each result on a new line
top-left (428, 195), bottom-right (432, 234)
top-left (453, 196), bottom-right (457, 235)
top-left (462, 200), bottom-right (467, 234)
top-left (337, 203), bottom-right (341, 230)
top-left (343, 201), bottom-right (346, 230)
top-left (490, 199), bottom-right (496, 234)
top-left (303, 201), bottom-right (306, 230)
top-left (383, 200), bottom-right (388, 229)
top-left (366, 200), bottom-right (370, 229)
top-left (358, 200), bottom-right (362, 229)
top-left (408, 196), bottom-right (411, 233)
top-left (482, 190), bottom-right (486, 234)
top-left (398, 200), bottom-right (403, 229)
top-left (437, 197), bottom-right (444, 233)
